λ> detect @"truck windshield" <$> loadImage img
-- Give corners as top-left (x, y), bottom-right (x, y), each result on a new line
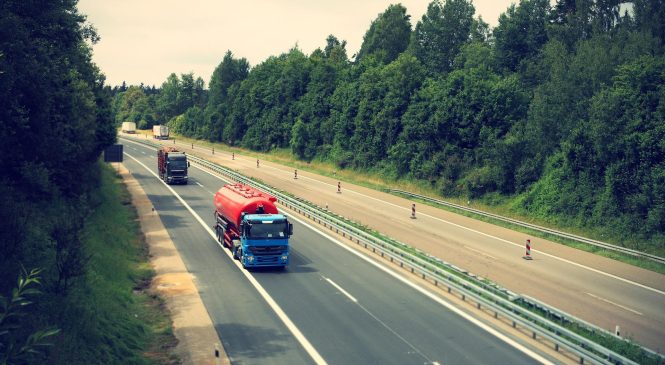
top-left (168, 159), bottom-right (187, 169)
top-left (247, 222), bottom-right (288, 239)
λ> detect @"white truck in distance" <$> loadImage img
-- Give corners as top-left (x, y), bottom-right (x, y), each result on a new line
top-left (121, 122), bottom-right (136, 133)
top-left (153, 125), bottom-right (169, 140)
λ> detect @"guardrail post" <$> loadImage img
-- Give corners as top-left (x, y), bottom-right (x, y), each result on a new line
top-left (191, 143), bottom-right (194, 149)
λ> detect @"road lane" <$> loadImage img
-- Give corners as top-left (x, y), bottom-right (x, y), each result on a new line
top-left (126, 136), bottom-right (665, 351)
top-left (122, 152), bottom-right (317, 365)
top-left (121, 139), bottom-right (551, 365)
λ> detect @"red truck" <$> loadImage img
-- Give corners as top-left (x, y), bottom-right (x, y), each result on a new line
top-left (157, 146), bottom-right (189, 184)
top-left (214, 183), bottom-right (293, 269)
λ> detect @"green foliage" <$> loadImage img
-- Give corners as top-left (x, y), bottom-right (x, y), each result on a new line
top-left (493, 0), bottom-right (549, 73)
top-left (114, 86), bottom-right (156, 129)
top-left (205, 50), bottom-right (249, 141)
top-left (139, 0), bottom-right (665, 249)
top-left (356, 4), bottom-right (412, 64)
top-left (0, 268), bottom-right (59, 365)
top-left (41, 165), bottom-right (172, 364)
top-left (410, 0), bottom-right (476, 74)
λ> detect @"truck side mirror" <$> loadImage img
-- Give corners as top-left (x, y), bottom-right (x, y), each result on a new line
top-left (188, 161), bottom-right (190, 167)
top-left (288, 223), bottom-right (293, 236)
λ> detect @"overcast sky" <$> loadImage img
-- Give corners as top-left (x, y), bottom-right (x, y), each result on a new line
top-left (77, 0), bottom-right (517, 87)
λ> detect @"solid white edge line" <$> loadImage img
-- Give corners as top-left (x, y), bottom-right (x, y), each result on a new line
top-left (123, 151), bottom-right (328, 365)
top-left (185, 154), bottom-right (554, 365)
top-left (323, 277), bottom-right (358, 303)
top-left (464, 245), bottom-right (498, 260)
top-left (585, 293), bottom-right (643, 316)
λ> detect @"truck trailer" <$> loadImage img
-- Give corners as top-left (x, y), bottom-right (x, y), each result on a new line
top-left (157, 146), bottom-right (189, 184)
top-left (153, 125), bottom-right (169, 139)
top-left (121, 121), bottom-right (136, 133)
top-left (214, 183), bottom-right (293, 269)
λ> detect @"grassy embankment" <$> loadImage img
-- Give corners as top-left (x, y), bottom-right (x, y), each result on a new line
top-left (141, 130), bottom-right (665, 275)
top-left (46, 163), bottom-right (178, 364)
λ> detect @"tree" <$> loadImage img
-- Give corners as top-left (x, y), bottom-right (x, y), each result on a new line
top-left (205, 50), bottom-right (249, 141)
top-left (356, 4), bottom-right (412, 64)
top-left (114, 86), bottom-right (156, 129)
top-left (410, 0), bottom-right (476, 74)
top-left (493, 0), bottom-right (549, 72)
top-left (156, 73), bottom-right (180, 122)
top-left (633, 0), bottom-right (665, 46)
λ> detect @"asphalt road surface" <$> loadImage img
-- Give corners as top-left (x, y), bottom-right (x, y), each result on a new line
top-left (121, 139), bottom-right (552, 365)
top-left (121, 135), bottom-right (665, 353)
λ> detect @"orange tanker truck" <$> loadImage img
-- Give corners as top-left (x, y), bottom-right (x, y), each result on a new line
top-left (214, 183), bottom-right (293, 269)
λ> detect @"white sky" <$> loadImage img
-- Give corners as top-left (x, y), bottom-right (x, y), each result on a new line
top-left (77, 0), bottom-right (517, 87)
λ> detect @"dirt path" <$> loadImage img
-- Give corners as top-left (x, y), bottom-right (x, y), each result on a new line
top-left (120, 163), bottom-right (230, 365)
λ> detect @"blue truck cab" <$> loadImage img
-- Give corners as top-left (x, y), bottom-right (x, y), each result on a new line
top-left (236, 213), bottom-right (293, 268)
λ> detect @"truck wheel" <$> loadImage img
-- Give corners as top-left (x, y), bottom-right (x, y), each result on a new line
top-left (238, 248), bottom-right (246, 268)
top-left (232, 245), bottom-right (239, 260)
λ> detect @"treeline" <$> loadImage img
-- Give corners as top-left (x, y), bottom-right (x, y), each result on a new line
top-left (113, 0), bottom-right (665, 248)
top-left (0, 0), bottom-right (118, 362)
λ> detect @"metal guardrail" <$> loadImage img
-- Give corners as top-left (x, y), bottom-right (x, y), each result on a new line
top-left (121, 136), bottom-right (652, 365)
top-left (388, 189), bottom-right (665, 266)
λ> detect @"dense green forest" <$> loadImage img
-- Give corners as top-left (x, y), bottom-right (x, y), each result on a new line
top-left (115, 0), bottom-right (665, 251)
top-left (0, 1), bottom-right (172, 363)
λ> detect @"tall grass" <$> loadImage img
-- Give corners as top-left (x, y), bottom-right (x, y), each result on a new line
top-left (44, 164), bottom-right (178, 364)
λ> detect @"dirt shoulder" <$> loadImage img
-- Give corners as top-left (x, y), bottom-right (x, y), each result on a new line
top-left (120, 163), bottom-right (230, 365)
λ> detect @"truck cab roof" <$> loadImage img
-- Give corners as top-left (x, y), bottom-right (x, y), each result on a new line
top-left (244, 213), bottom-right (286, 223)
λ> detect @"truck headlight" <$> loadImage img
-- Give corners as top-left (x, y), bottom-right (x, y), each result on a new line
top-left (281, 255), bottom-right (288, 261)
top-left (247, 255), bottom-right (254, 262)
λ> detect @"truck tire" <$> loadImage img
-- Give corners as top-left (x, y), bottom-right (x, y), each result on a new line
top-left (238, 248), bottom-right (246, 269)
top-left (232, 245), bottom-right (239, 260)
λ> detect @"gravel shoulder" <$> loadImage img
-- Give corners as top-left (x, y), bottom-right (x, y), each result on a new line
top-left (120, 163), bottom-right (230, 365)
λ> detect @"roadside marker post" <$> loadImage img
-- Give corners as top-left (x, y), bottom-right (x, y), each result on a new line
top-left (337, 181), bottom-right (341, 194)
top-left (294, 169), bottom-right (298, 179)
top-left (523, 239), bottom-right (533, 260)
top-left (214, 343), bottom-right (221, 365)
top-left (411, 204), bottom-right (416, 219)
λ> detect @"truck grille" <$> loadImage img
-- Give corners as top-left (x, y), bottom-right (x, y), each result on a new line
top-left (249, 246), bottom-right (286, 255)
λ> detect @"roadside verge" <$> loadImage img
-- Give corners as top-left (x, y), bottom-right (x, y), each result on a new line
top-left (119, 163), bottom-right (230, 365)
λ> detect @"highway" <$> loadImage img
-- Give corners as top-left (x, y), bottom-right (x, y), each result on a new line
top-left (121, 140), bottom-right (550, 365)
top-left (121, 135), bottom-right (665, 353)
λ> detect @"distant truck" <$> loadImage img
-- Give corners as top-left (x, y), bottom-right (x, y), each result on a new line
top-left (157, 146), bottom-right (188, 184)
top-left (214, 183), bottom-right (293, 269)
top-left (121, 122), bottom-right (136, 134)
top-left (153, 125), bottom-right (169, 139)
